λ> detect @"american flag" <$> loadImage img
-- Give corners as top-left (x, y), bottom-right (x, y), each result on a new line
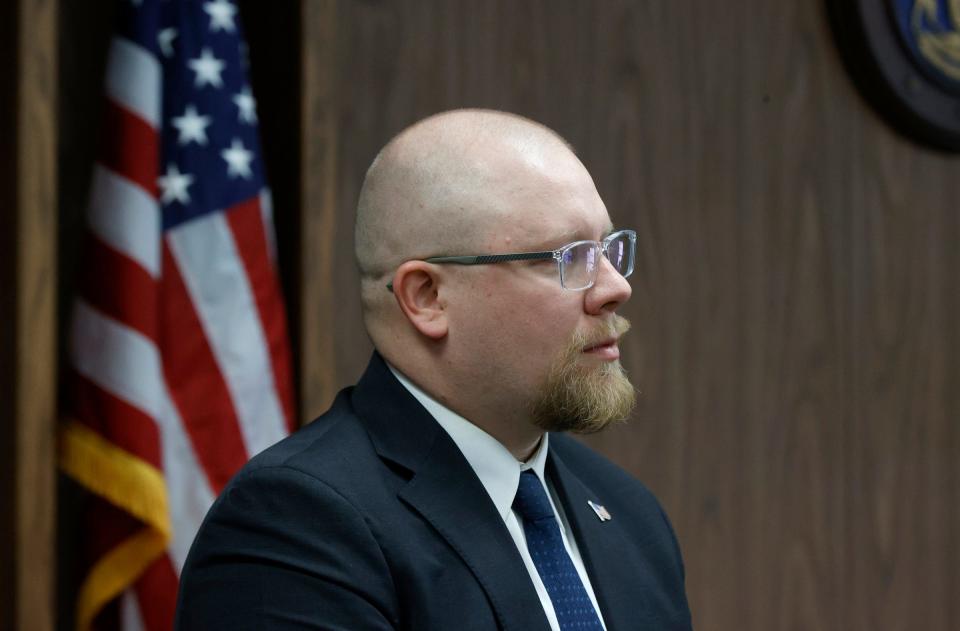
top-left (60, 1), bottom-right (295, 629)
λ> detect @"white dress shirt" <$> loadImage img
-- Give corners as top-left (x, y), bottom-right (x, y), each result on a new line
top-left (389, 366), bottom-right (607, 631)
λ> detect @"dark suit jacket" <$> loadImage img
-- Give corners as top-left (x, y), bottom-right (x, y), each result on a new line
top-left (175, 353), bottom-right (692, 630)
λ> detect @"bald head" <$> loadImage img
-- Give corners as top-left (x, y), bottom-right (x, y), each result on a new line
top-left (354, 109), bottom-right (600, 357)
top-left (355, 110), bottom-right (576, 282)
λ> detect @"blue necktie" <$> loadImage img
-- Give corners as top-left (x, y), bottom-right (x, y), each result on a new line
top-left (513, 470), bottom-right (604, 630)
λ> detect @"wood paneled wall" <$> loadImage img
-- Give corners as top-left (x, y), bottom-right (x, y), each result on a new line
top-left (300, 1), bottom-right (959, 630)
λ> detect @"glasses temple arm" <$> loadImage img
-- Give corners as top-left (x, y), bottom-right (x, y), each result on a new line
top-left (386, 250), bottom-right (556, 291)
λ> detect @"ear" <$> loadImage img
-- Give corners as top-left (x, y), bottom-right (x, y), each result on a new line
top-left (391, 261), bottom-right (449, 340)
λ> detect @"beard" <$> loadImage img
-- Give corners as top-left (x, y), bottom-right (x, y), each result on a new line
top-left (529, 315), bottom-right (636, 434)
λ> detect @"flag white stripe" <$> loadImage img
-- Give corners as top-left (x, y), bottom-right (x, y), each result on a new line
top-left (106, 38), bottom-right (161, 128)
top-left (72, 300), bottom-right (164, 419)
top-left (167, 214), bottom-right (289, 459)
top-left (120, 590), bottom-right (145, 631)
top-left (88, 165), bottom-right (161, 278)
top-left (71, 300), bottom-right (214, 570)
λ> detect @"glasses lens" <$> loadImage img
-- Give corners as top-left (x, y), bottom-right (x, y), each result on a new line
top-left (560, 242), bottom-right (599, 289)
top-left (606, 232), bottom-right (634, 278)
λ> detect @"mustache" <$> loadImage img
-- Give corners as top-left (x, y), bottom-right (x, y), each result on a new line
top-left (577, 315), bottom-right (631, 351)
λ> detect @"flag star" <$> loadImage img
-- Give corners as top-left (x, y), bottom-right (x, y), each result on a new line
top-left (172, 105), bottom-right (212, 145)
top-left (233, 86), bottom-right (257, 124)
top-left (204, 0), bottom-right (238, 32)
top-left (158, 28), bottom-right (178, 58)
top-left (188, 48), bottom-right (226, 88)
top-left (221, 138), bottom-right (254, 179)
top-left (157, 164), bottom-right (194, 205)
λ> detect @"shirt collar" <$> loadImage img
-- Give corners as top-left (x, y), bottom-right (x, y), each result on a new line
top-left (388, 364), bottom-right (549, 521)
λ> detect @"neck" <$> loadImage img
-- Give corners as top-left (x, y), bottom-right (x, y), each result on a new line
top-left (436, 393), bottom-right (545, 461)
top-left (478, 415), bottom-right (543, 461)
top-left (386, 351), bottom-right (545, 460)
top-left (513, 433), bottom-right (544, 462)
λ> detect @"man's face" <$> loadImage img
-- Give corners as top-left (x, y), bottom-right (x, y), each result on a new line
top-left (445, 148), bottom-right (635, 431)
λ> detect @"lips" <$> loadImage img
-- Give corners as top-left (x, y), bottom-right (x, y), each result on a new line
top-left (582, 337), bottom-right (616, 352)
top-left (582, 338), bottom-right (620, 360)
top-left (578, 316), bottom-right (630, 361)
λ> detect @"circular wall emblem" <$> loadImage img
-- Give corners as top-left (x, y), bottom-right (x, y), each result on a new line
top-left (829, 0), bottom-right (960, 151)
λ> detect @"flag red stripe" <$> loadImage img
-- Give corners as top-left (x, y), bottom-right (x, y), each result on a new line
top-left (100, 100), bottom-right (160, 198)
top-left (225, 198), bottom-right (296, 432)
top-left (81, 235), bottom-right (158, 342)
top-left (160, 239), bottom-right (249, 492)
top-left (134, 554), bottom-right (178, 631)
top-left (73, 372), bottom-right (163, 470)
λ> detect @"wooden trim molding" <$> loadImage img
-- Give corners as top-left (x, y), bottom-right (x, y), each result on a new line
top-left (0, 0), bottom-right (58, 629)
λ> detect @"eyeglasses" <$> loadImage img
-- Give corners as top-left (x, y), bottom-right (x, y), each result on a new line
top-left (387, 229), bottom-right (636, 291)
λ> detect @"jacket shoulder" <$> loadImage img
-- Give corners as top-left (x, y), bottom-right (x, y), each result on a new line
top-left (241, 388), bottom-right (376, 479)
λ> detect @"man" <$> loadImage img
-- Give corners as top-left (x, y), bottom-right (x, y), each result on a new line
top-left (175, 110), bottom-right (692, 630)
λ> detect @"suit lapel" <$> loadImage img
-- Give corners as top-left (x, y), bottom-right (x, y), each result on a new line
top-left (352, 354), bottom-right (551, 631)
top-left (548, 450), bottom-right (654, 631)
top-left (399, 438), bottom-right (551, 631)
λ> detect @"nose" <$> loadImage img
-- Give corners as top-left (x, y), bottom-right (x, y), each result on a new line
top-left (584, 255), bottom-right (632, 315)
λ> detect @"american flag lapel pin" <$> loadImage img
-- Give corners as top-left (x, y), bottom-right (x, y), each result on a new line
top-left (588, 500), bottom-right (612, 522)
